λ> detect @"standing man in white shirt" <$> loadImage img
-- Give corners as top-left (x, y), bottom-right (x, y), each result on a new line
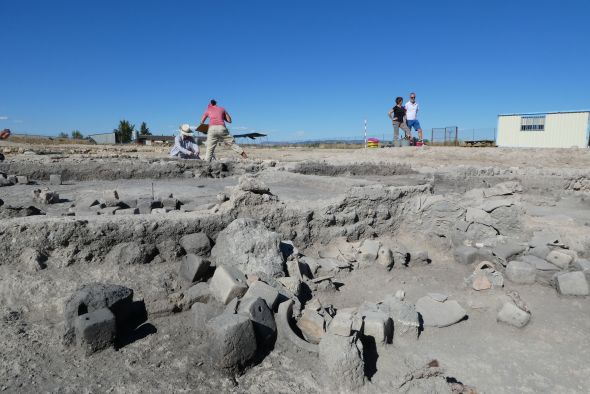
top-left (405, 92), bottom-right (423, 142)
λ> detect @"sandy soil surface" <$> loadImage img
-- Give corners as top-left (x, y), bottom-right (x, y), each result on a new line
top-left (1, 142), bottom-right (590, 393)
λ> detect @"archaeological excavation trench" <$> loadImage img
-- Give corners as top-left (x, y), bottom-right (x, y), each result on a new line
top-left (2, 153), bottom-right (590, 393)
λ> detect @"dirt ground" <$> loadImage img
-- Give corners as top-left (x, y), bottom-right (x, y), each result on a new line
top-left (1, 141), bottom-right (590, 393)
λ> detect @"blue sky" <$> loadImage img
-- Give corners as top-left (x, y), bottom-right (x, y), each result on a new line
top-left (1, 0), bottom-right (589, 141)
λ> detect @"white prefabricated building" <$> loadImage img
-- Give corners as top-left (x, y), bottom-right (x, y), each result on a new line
top-left (496, 110), bottom-right (590, 148)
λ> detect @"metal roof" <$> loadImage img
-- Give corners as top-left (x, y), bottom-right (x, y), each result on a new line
top-left (498, 110), bottom-right (590, 117)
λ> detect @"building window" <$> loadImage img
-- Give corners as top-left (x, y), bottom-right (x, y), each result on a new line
top-left (520, 115), bottom-right (545, 131)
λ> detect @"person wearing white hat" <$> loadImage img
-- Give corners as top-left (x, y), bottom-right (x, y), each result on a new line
top-left (169, 124), bottom-right (200, 159)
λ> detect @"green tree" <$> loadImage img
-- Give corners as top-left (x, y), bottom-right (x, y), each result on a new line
top-left (58, 132), bottom-right (69, 139)
top-left (113, 120), bottom-right (135, 143)
top-left (139, 122), bottom-right (151, 136)
top-left (71, 130), bottom-right (83, 139)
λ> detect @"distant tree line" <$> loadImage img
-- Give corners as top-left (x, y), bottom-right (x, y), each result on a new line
top-left (114, 120), bottom-right (151, 143)
top-left (58, 121), bottom-right (152, 143)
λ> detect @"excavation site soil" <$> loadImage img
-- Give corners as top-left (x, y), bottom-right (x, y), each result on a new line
top-left (1, 142), bottom-right (590, 394)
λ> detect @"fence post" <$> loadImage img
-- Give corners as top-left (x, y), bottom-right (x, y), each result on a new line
top-left (455, 127), bottom-right (458, 146)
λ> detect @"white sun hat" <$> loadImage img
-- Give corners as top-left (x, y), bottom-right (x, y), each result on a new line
top-left (179, 124), bottom-right (193, 136)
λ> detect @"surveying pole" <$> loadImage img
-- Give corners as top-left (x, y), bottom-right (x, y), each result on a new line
top-left (364, 119), bottom-right (367, 148)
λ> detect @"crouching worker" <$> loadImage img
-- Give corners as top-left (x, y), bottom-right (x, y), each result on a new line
top-left (170, 124), bottom-right (200, 159)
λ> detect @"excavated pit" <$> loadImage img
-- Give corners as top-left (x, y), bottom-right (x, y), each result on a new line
top-left (2, 149), bottom-right (590, 393)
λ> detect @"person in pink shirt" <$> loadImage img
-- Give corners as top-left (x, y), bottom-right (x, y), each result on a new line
top-left (200, 99), bottom-right (247, 161)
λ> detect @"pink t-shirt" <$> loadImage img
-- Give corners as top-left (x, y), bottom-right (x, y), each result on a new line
top-left (203, 105), bottom-right (226, 126)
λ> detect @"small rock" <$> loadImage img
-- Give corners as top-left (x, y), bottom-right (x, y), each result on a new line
top-left (427, 293), bottom-right (448, 302)
top-left (395, 290), bottom-right (405, 300)
top-left (545, 250), bottom-right (573, 270)
top-left (497, 300), bottom-right (531, 328)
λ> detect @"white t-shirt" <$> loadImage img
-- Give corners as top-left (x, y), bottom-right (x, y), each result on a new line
top-left (404, 101), bottom-right (419, 120)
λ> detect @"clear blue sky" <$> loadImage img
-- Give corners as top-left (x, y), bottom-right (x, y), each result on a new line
top-left (1, 0), bottom-right (589, 140)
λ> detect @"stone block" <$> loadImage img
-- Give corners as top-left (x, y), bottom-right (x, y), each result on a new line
top-left (376, 246), bottom-right (394, 269)
top-left (20, 248), bottom-right (47, 272)
top-left (49, 174), bottom-right (62, 185)
top-left (136, 199), bottom-right (162, 214)
top-left (237, 297), bottom-right (276, 345)
top-left (102, 190), bottom-right (120, 207)
top-left (318, 332), bottom-right (365, 392)
top-left (296, 309), bottom-right (325, 344)
top-left (162, 197), bottom-right (180, 210)
top-left (277, 277), bottom-right (301, 296)
top-left (243, 281), bottom-right (280, 311)
top-left (381, 295), bottom-right (420, 340)
top-left (416, 297), bottom-right (467, 328)
top-left (520, 255), bottom-right (560, 271)
top-left (75, 308), bottom-right (116, 355)
top-left (492, 240), bottom-right (526, 262)
top-left (16, 175), bottom-right (28, 184)
top-left (497, 301), bottom-right (531, 328)
top-left (179, 254), bottom-right (210, 283)
top-left (575, 259), bottom-right (590, 273)
top-left (327, 311), bottom-right (353, 336)
top-left (191, 302), bottom-right (221, 331)
top-left (182, 282), bottom-right (212, 309)
top-left (76, 197), bottom-right (100, 209)
top-left (63, 283), bottom-right (133, 346)
top-left (206, 313), bottom-right (257, 371)
top-left (210, 218), bottom-right (285, 278)
top-left (505, 261), bottom-right (536, 284)
top-left (358, 239), bottom-right (381, 263)
top-left (180, 232), bottom-right (212, 256)
top-left (555, 271), bottom-right (589, 296)
top-left (114, 208), bottom-right (139, 215)
top-left (151, 208), bottom-right (171, 214)
top-left (545, 250), bottom-right (573, 269)
top-left (409, 250), bottom-right (430, 266)
top-left (32, 188), bottom-right (59, 204)
top-left (362, 311), bottom-right (393, 345)
top-left (209, 265), bottom-right (248, 305)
